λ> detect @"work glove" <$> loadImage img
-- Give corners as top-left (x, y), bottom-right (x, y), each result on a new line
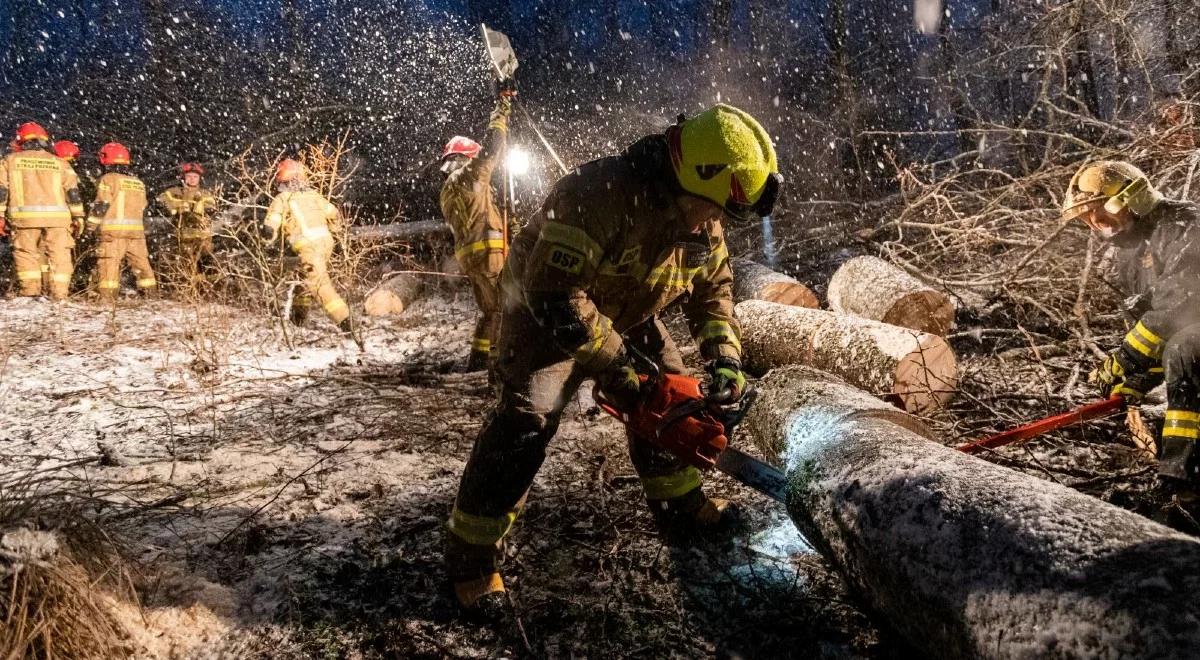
top-left (596, 351), bottom-right (646, 411)
top-left (1091, 352), bottom-right (1161, 403)
top-left (706, 357), bottom-right (747, 404)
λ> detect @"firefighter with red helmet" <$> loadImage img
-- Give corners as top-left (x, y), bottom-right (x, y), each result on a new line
top-left (86, 142), bottom-right (157, 299)
top-left (0, 122), bottom-right (87, 299)
top-left (262, 159), bottom-right (359, 344)
top-left (157, 162), bottom-right (218, 288)
top-left (439, 82), bottom-right (516, 372)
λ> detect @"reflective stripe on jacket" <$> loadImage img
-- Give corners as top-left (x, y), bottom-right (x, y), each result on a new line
top-left (89, 172), bottom-right (148, 237)
top-left (264, 189), bottom-right (338, 250)
top-left (158, 185), bottom-right (217, 239)
top-left (0, 149), bottom-right (84, 227)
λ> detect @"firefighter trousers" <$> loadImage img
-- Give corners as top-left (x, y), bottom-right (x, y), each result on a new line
top-left (179, 236), bottom-right (216, 283)
top-left (95, 234), bottom-right (157, 300)
top-left (1160, 323), bottom-right (1200, 481)
top-left (445, 310), bottom-right (707, 582)
top-left (466, 268), bottom-right (502, 370)
top-left (294, 239), bottom-right (349, 325)
top-left (12, 227), bottom-right (74, 299)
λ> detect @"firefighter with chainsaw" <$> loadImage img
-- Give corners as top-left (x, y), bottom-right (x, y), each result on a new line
top-left (445, 104), bottom-right (780, 613)
top-left (0, 122), bottom-right (86, 300)
top-left (262, 159), bottom-right (359, 343)
top-left (157, 162), bottom-right (218, 287)
top-left (1063, 161), bottom-right (1200, 486)
top-left (87, 142), bottom-right (158, 300)
top-left (439, 82), bottom-right (517, 371)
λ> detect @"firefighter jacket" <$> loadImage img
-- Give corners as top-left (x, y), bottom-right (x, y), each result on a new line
top-left (440, 97), bottom-right (511, 274)
top-left (1113, 199), bottom-right (1200, 371)
top-left (263, 188), bottom-right (338, 251)
top-left (88, 172), bottom-right (149, 237)
top-left (504, 134), bottom-right (741, 374)
top-left (158, 185), bottom-right (217, 240)
top-left (0, 148), bottom-right (85, 228)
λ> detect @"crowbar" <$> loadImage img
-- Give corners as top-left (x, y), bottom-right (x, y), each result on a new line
top-left (956, 396), bottom-right (1126, 454)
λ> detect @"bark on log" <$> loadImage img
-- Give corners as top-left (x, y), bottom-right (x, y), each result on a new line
top-left (363, 273), bottom-right (424, 317)
top-left (745, 364), bottom-right (1200, 659)
top-left (731, 258), bottom-right (819, 308)
top-left (827, 255), bottom-right (955, 336)
top-left (736, 299), bottom-right (956, 413)
top-left (349, 220), bottom-right (451, 242)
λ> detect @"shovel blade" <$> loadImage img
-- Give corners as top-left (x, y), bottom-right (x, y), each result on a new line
top-left (481, 24), bottom-right (519, 80)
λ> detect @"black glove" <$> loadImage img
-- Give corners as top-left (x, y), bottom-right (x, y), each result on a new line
top-left (706, 357), bottom-right (747, 404)
top-left (497, 76), bottom-right (518, 98)
top-left (596, 352), bottom-right (645, 411)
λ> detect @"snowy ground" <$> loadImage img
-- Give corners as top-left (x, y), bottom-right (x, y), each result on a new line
top-left (0, 288), bottom-right (882, 659)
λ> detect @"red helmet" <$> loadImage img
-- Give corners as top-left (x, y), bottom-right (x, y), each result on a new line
top-left (16, 122), bottom-right (50, 144)
top-left (181, 162), bottom-right (204, 178)
top-left (275, 158), bottom-right (305, 183)
top-left (442, 136), bottom-right (481, 159)
top-left (54, 140), bottom-right (80, 162)
top-left (98, 142), bottom-right (132, 166)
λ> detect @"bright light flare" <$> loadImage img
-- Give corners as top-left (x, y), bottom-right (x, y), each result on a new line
top-left (506, 147), bottom-right (531, 176)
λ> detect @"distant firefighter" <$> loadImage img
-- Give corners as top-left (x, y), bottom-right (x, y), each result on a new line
top-left (439, 80), bottom-right (516, 372)
top-left (158, 162), bottom-right (218, 286)
top-left (1063, 161), bottom-right (1200, 486)
top-left (87, 142), bottom-right (158, 300)
top-left (0, 122), bottom-right (86, 300)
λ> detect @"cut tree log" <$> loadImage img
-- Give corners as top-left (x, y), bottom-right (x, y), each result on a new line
top-left (827, 255), bottom-right (954, 336)
top-left (349, 220), bottom-right (452, 242)
top-left (731, 259), bottom-right (818, 308)
top-left (736, 299), bottom-right (956, 413)
top-left (744, 364), bottom-right (1200, 660)
top-left (363, 273), bottom-right (424, 317)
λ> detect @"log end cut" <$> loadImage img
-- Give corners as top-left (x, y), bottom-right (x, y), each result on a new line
top-left (891, 334), bottom-right (958, 413)
top-left (761, 281), bottom-right (820, 308)
top-left (364, 290), bottom-right (406, 317)
top-left (881, 290), bottom-right (955, 337)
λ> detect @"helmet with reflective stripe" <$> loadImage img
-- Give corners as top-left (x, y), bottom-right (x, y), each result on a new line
top-left (276, 158), bottom-right (306, 183)
top-left (54, 140), bottom-right (80, 162)
top-left (99, 142), bottom-right (132, 166)
top-left (16, 122), bottom-right (50, 144)
top-left (667, 104), bottom-right (781, 222)
top-left (1062, 161), bottom-right (1162, 221)
top-left (442, 136), bottom-right (481, 160)
top-left (181, 162), bottom-right (204, 176)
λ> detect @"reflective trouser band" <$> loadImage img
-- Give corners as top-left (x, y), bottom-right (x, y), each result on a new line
top-left (698, 320), bottom-right (742, 353)
top-left (641, 466), bottom-right (702, 501)
top-left (137, 278), bottom-right (156, 288)
top-left (323, 298), bottom-right (348, 314)
top-left (40, 264), bottom-right (50, 273)
top-left (50, 273), bottom-right (71, 283)
top-left (455, 238), bottom-right (506, 260)
top-left (472, 338), bottom-right (491, 352)
top-left (290, 230), bottom-right (332, 250)
top-left (1164, 410), bottom-right (1200, 440)
top-left (1123, 321), bottom-right (1165, 360)
top-left (17, 270), bottom-right (41, 281)
top-left (447, 506), bottom-right (519, 546)
top-left (100, 223), bottom-right (144, 231)
top-left (98, 280), bottom-right (120, 290)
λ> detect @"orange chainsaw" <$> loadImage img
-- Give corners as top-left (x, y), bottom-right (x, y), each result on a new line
top-left (593, 349), bottom-right (787, 502)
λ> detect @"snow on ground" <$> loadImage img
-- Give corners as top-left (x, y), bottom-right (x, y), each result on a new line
top-left (0, 290), bottom-right (876, 658)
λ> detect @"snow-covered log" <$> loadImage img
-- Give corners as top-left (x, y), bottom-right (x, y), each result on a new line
top-left (350, 220), bottom-right (451, 242)
top-left (745, 365), bottom-right (1200, 660)
top-left (731, 259), bottom-right (818, 308)
top-left (363, 273), bottom-right (424, 317)
top-left (827, 255), bottom-right (954, 336)
top-left (736, 300), bottom-right (956, 413)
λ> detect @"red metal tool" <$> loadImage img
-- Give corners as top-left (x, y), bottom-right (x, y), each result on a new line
top-left (956, 396), bottom-right (1126, 454)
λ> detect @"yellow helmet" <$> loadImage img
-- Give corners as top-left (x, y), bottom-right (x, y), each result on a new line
top-left (1061, 161), bottom-right (1162, 221)
top-left (668, 104), bottom-right (781, 222)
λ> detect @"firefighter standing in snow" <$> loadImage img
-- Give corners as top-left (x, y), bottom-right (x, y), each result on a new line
top-left (445, 104), bottom-right (781, 612)
top-left (439, 84), bottom-right (515, 371)
top-left (87, 142), bottom-right (158, 299)
top-left (1062, 161), bottom-right (1200, 485)
top-left (157, 162), bottom-right (218, 286)
top-left (0, 122), bottom-right (86, 299)
top-left (262, 159), bottom-right (353, 333)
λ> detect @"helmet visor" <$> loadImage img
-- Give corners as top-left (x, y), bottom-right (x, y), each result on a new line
top-left (724, 172), bottom-right (782, 222)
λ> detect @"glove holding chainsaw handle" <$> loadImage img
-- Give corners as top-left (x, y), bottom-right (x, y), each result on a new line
top-left (497, 76), bottom-right (518, 99)
top-left (1092, 351), bottom-right (1161, 403)
top-left (596, 351), bottom-right (645, 411)
top-left (706, 357), bottom-right (747, 404)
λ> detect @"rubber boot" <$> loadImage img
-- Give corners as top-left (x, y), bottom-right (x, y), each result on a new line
top-left (649, 487), bottom-right (742, 542)
top-left (452, 573), bottom-right (508, 620)
top-left (466, 349), bottom-right (490, 373)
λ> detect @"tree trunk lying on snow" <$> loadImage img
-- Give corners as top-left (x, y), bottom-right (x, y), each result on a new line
top-left (731, 259), bottom-right (819, 308)
top-left (827, 255), bottom-right (954, 336)
top-left (745, 365), bottom-right (1200, 660)
top-left (736, 299), bottom-right (956, 413)
top-left (363, 273), bottom-right (424, 316)
top-left (349, 220), bottom-right (452, 242)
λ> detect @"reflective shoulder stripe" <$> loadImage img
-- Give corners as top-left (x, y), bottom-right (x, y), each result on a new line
top-left (538, 222), bottom-right (603, 266)
top-left (640, 467), bottom-right (702, 500)
top-left (447, 506), bottom-right (520, 546)
top-left (698, 320), bottom-right (741, 353)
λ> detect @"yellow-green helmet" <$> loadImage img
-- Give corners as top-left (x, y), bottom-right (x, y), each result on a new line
top-left (668, 104), bottom-right (781, 222)
top-left (1061, 161), bottom-right (1162, 221)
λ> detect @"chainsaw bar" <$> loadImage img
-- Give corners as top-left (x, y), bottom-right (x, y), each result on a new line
top-left (714, 448), bottom-right (788, 503)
